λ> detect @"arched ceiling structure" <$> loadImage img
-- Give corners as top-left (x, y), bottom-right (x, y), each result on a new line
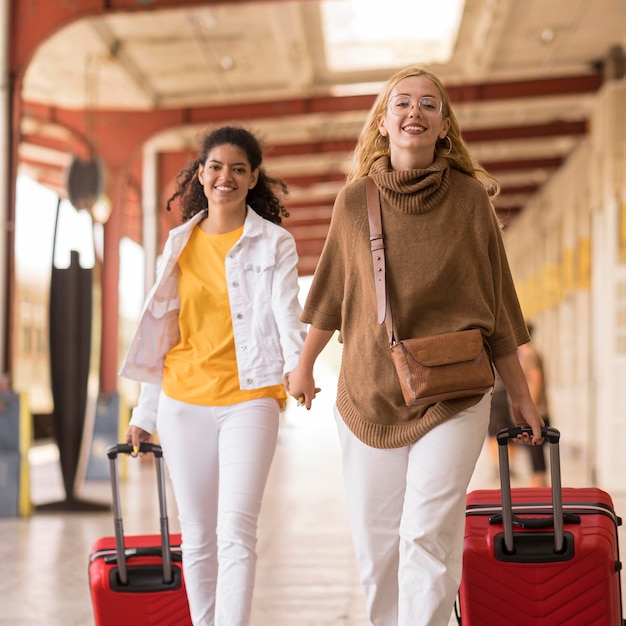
top-left (13, 0), bottom-right (626, 275)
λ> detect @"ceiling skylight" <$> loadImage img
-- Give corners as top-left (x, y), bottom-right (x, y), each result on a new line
top-left (321, 0), bottom-right (466, 72)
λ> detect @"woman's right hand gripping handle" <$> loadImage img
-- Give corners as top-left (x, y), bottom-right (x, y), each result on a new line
top-left (126, 425), bottom-right (152, 457)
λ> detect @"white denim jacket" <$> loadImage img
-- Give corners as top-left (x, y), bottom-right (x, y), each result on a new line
top-left (119, 208), bottom-right (307, 433)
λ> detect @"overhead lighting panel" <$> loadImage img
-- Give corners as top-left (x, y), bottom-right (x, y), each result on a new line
top-left (321, 0), bottom-right (466, 72)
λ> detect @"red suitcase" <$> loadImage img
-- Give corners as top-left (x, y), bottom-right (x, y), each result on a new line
top-left (458, 427), bottom-right (625, 625)
top-left (89, 443), bottom-right (192, 625)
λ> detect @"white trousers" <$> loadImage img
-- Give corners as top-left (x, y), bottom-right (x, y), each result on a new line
top-left (335, 393), bottom-right (491, 626)
top-left (156, 394), bottom-right (280, 626)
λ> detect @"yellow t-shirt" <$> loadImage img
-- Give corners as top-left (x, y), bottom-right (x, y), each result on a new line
top-left (162, 224), bottom-right (286, 407)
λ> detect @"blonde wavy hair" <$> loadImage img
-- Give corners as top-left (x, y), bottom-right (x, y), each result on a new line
top-left (347, 66), bottom-right (500, 198)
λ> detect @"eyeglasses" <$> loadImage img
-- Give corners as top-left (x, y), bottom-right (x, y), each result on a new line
top-left (387, 95), bottom-right (443, 118)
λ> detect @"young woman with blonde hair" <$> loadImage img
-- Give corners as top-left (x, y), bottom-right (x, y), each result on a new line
top-left (288, 67), bottom-right (543, 626)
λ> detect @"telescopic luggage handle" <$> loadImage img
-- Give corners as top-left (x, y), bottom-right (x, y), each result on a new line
top-left (106, 443), bottom-right (173, 586)
top-left (496, 426), bottom-right (564, 554)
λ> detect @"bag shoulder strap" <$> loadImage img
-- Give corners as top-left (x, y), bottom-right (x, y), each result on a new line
top-left (365, 177), bottom-right (395, 345)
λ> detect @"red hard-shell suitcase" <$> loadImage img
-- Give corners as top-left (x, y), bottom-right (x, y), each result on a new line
top-left (459, 427), bottom-right (625, 626)
top-left (88, 443), bottom-right (192, 626)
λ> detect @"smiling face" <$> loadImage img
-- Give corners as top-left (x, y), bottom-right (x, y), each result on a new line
top-left (197, 143), bottom-right (259, 212)
top-left (377, 74), bottom-right (450, 171)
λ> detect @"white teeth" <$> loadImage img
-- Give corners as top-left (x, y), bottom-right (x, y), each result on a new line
top-left (404, 124), bottom-right (425, 131)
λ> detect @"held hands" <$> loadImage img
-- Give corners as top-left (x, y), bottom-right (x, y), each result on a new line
top-left (125, 425), bottom-right (152, 457)
top-left (283, 369), bottom-right (321, 410)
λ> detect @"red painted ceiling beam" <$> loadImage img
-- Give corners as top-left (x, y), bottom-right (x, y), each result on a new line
top-left (20, 133), bottom-right (72, 153)
top-left (446, 74), bottom-right (603, 102)
top-left (461, 120), bottom-right (587, 142)
top-left (482, 157), bottom-right (562, 171)
top-left (267, 140), bottom-right (357, 158)
top-left (497, 184), bottom-right (540, 196)
top-left (282, 172), bottom-right (347, 187)
top-left (294, 238), bottom-right (329, 256)
top-left (285, 223), bottom-right (330, 239)
top-left (286, 198), bottom-right (336, 209)
top-left (283, 217), bottom-right (333, 228)
top-left (18, 157), bottom-right (65, 174)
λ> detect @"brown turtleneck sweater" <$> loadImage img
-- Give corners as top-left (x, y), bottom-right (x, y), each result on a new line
top-left (301, 156), bottom-right (529, 449)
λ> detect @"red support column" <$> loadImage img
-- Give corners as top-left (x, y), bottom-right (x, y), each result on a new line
top-left (2, 65), bottom-right (23, 375)
top-left (99, 171), bottom-right (122, 394)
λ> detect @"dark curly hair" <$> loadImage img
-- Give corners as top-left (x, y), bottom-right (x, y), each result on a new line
top-left (166, 126), bottom-right (289, 224)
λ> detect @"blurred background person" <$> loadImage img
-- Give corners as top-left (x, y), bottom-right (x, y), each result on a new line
top-left (515, 321), bottom-right (550, 487)
top-left (487, 370), bottom-right (518, 477)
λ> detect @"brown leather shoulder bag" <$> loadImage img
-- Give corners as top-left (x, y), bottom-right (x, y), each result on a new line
top-left (365, 177), bottom-right (494, 407)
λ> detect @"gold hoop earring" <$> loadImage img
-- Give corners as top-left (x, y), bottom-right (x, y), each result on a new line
top-left (375, 134), bottom-right (388, 152)
top-left (437, 135), bottom-right (452, 157)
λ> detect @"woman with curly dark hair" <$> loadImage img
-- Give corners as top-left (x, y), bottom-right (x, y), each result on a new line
top-left (120, 125), bottom-right (306, 625)
top-left (167, 125), bottom-right (289, 225)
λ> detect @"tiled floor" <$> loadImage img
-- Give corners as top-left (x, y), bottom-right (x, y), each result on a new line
top-left (1, 350), bottom-right (625, 625)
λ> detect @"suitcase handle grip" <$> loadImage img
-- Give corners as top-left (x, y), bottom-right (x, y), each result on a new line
top-left (496, 425), bottom-right (560, 445)
top-left (107, 442), bottom-right (163, 459)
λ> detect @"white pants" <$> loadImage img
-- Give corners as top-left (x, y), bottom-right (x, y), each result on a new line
top-left (156, 394), bottom-right (280, 626)
top-left (335, 393), bottom-right (491, 626)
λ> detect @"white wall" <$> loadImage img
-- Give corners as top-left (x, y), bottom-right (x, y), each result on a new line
top-left (503, 78), bottom-right (626, 493)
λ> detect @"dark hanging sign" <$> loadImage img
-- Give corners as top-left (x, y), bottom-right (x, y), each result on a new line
top-left (66, 156), bottom-right (104, 212)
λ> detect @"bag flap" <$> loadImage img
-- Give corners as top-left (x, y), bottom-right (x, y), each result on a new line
top-left (401, 330), bottom-right (485, 367)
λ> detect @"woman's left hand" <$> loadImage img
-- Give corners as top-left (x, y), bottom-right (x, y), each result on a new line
top-left (511, 397), bottom-right (545, 446)
top-left (494, 352), bottom-right (544, 446)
